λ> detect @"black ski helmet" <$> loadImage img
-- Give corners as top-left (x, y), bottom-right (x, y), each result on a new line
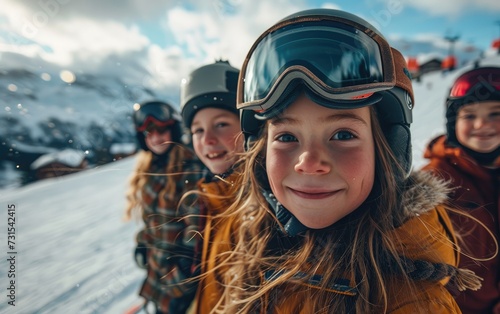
top-left (180, 60), bottom-right (240, 129)
top-left (237, 8), bottom-right (414, 175)
top-left (445, 66), bottom-right (500, 146)
top-left (132, 100), bottom-right (183, 151)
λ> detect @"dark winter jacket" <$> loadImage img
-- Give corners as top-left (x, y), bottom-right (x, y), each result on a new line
top-left (196, 171), bottom-right (471, 313)
top-left (422, 135), bottom-right (500, 314)
top-left (136, 148), bottom-right (205, 313)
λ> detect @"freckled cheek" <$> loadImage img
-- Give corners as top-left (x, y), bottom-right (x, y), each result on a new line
top-left (335, 150), bottom-right (375, 182)
top-left (266, 150), bottom-right (292, 183)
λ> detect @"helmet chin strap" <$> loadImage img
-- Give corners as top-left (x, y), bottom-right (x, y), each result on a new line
top-left (262, 189), bottom-right (308, 236)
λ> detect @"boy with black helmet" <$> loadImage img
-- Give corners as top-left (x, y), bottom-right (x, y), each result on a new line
top-left (125, 100), bottom-right (205, 314)
top-left (422, 66), bottom-right (500, 314)
top-left (180, 60), bottom-right (244, 313)
top-left (198, 9), bottom-right (482, 313)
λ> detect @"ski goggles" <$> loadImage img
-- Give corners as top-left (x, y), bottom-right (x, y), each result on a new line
top-left (237, 16), bottom-right (397, 113)
top-left (142, 124), bottom-right (172, 137)
top-left (133, 102), bottom-right (179, 132)
top-left (448, 67), bottom-right (500, 102)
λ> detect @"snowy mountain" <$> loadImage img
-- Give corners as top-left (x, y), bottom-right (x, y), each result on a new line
top-left (0, 53), bottom-right (498, 314)
top-left (0, 54), bottom-right (172, 188)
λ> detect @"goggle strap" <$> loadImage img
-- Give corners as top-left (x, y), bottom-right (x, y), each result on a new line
top-left (391, 48), bottom-right (414, 106)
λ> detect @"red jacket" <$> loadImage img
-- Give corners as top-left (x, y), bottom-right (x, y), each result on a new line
top-left (422, 135), bottom-right (500, 314)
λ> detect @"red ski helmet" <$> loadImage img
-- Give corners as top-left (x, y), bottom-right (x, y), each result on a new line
top-left (445, 66), bottom-right (500, 145)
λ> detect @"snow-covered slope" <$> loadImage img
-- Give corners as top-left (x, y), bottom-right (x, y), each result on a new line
top-left (0, 156), bottom-right (144, 313)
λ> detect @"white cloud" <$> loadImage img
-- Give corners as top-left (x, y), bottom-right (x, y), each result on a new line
top-left (2, 0), bottom-right (180, 23)
top-left (141, 0), bottom-right (308, 100)
top-left (0, 0), bottom-right (337, 97)
top-left (1, 1), bottom-right (150, 66)
top-left (320, 3), bottom-right (342, 10)
top-left (164, 1), bottom-right (306, 68)
top-left (382, 0), bottom-right (500, 16)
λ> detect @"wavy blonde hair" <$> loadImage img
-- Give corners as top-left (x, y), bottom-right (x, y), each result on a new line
top-left (208, 107), bottom-right (434, 313)
top-left (124, 144), bottom-right (189, 221)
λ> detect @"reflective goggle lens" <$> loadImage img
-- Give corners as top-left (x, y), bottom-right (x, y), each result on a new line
top-left (133, 102), bottom-right (177, 131)
top-left (136, 116), bottom-right (175, 132)
top-left (449, 67), bottom-right (500, 99)
top-left (240, 20), bottom-right (394, 111)
top-left (142, 124), bottom-right (171, 136)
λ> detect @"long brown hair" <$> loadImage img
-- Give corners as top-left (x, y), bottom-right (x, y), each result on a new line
top-left (210, 107), bottom-right (428, 313)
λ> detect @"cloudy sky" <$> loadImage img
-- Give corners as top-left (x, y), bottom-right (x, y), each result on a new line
top-left (1, 0), bottom-right (499, 102)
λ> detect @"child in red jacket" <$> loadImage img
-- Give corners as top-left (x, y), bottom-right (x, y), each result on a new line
top-left (422, 66), bottom-right (500, 314)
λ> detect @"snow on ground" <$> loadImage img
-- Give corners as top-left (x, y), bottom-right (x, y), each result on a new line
top-left (0, 156), bottom-right (144, 314)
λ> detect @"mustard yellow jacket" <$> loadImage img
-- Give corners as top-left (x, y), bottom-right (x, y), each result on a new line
top-left (196, 172), bottom-right (473, 313)
top-left (194, 172), bottom-right (240, 314)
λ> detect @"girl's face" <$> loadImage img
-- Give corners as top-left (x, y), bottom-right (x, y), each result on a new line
top-left (191, 107), bottom-right (243, 174)
top-left (456, 101), bottom-right (500, 153)
top-left (144, 125), bottom-right (172, 155)
top-left (265, 93), bottom-right (375, 229)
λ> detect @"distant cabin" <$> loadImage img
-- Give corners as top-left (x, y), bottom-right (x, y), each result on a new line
top-left (405, 55), bottom-right (443, 81)
top-left (30, 149), bottom-right (87, 180)
top-left (419, 58), bottom-right (443, 75)
top-left (109, 143), bottom-right (137, 161)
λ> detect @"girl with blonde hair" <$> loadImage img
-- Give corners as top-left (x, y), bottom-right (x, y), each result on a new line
top-left (125, 100), bottom-right (205, 314)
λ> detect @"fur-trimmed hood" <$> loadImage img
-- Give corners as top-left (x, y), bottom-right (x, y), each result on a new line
top-left (400, 170), bottom-right (452, 219)
top-left (390, 171), bottom-right (482, 295)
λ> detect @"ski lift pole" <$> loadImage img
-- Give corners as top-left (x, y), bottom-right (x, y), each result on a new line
top-left (496, 21), bottom-right (500, 54)
top-left (444, 35), bottom-right (459, 71)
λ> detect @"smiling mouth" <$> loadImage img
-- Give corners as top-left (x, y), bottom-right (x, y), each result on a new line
top-left (472, 133), bottom-right (494, 139)
top-left (206, 152), bottom-right (226, 159)
top-left (289, 188), bottom-right (338, 199)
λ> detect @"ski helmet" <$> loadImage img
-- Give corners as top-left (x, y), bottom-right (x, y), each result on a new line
top-left (238, 8), bottom-right (414, 175)
top-left (445, 66), bottom-right (500, 145)
top-left (132, 100), bottom-right (183, 151)
top-left (180, 60), bottom-right (240, 129)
